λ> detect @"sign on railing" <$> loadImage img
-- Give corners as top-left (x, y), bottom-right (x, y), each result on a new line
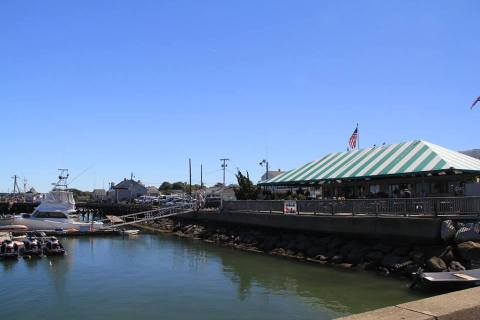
top-left (283, 201), bottom-right (297, 214)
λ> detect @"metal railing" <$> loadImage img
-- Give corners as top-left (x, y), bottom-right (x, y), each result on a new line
top-left (222, 200), bottom-right (284, 214)
top-left (101, 203), bottom-right (195, 229)
top-left (222, 197), bottom-right (480, 216)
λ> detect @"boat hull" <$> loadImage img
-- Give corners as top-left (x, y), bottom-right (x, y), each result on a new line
top-left (0, 216), bottom-right (103, 232)
top-left (412, 269), bottom-right (480, 292)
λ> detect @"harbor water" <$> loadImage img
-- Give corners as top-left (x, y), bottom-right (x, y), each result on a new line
top-left (0, 234), bottom-right (431, 320)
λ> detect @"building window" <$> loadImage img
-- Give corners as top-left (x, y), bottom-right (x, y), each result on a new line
top-left (431, 182), bottom-right (448, 194)
top-left (389, 184), bottom-right (400, 197)
top-left (369, 184), bottom-right (380, 194)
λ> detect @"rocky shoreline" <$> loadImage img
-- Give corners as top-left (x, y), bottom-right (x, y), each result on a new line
top-left (140, 218), bottom-right (480, 279)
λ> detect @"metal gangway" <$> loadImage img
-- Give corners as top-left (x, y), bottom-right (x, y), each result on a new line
top-left (101, 203), bottom-right (195, 229)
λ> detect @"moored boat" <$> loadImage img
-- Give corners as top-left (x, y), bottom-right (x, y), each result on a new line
top-left (411, 268), bottom-right (480, 291)
top-left (0, 170), bottom-right (104, 232)
top-left (0, 239), bottom-right (19, 260)
top-left (120, 229), bottom-right (140, 236)
top-left (21, 237), bottom-right (43, 257)
top-left (43, 237), bottom-right (66, 256)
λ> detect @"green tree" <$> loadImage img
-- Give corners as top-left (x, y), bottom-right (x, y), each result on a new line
top-left (159, 181), bottom-right (172, 191)
top-left (234, 170), bottom-right (259, 200)
top-left (171, 181), bottom-right (186, 190)
top-left (68, 188), bottom-right (92, 202)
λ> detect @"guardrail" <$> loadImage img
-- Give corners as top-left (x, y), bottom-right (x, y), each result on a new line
top-left (222, 197), bottom-right (480, 216)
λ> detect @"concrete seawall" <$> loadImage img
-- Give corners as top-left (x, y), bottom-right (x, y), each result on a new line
top-left (337, 287), bottom-right (480, 320)
top-left (180, 210), bottom-right (443, 242)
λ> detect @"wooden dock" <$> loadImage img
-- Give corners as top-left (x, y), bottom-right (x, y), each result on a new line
top-left (0, 232), bottom-right (10, 242)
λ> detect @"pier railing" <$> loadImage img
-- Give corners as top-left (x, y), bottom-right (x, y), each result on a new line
top-left (221, 197), bottom-right (480, 216)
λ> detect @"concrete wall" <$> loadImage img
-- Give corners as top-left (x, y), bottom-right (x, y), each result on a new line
top-left (337, 287), bottom-right (480, 320)
top-left (182, 210), bottom-right (442, 242)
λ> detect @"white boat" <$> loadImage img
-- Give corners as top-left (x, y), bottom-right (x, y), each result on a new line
top-left (120, 229), bottom-right (140, 236)
top-left (0, 170), bottom-right (103, 232)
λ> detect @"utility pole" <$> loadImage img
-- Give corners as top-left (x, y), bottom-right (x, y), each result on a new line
top-left (200, 164), bottom-right (203, 189)
top-left (259, 159), bottom-right (269, 180)
top-left (220, 158), bottom-right (229, 186)
top-left (23, 178), bottom-right (28, 193)
top-left (188, 158), bottom-right (192, 195)
top-left (11, 175), bottom-right (20, 194)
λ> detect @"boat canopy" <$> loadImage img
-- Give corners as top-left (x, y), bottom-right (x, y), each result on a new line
top-left (34, 190), bottom-right (75, 214)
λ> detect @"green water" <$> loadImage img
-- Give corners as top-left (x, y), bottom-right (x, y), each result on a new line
top-left (0, 234), bottom-right (430, 320)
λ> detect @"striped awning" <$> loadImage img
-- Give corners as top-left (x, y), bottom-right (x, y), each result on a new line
top-left (260, 140), bottom-right (480, 185)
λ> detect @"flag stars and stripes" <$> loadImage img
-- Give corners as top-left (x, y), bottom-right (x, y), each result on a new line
top-left (349, 127), bottom-right (358, 149)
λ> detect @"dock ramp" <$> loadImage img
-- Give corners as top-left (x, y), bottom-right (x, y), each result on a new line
top-left (102, 204), bottom-right (195, 229)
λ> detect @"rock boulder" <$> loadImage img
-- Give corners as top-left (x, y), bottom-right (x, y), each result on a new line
top-left (456, 241), bottom-right (480, 261)
top-left (426, 256), bottom-right (448, 272)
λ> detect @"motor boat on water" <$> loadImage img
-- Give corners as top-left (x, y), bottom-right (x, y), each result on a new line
top-left (0, 239), bottom-right (19, 260)
top-left (120, 229), bottom-right (140, 236)
top-left (0, 170), bottom-right (104, 232)
top-left (21, 237), bottom-right (43, 257)
top-left (411, 268), bottom-right (480, 291)
top-left (43, 237), bottom-right (66, 256)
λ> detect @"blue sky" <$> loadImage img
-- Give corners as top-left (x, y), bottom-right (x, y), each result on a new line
top-left (1, 0), bottom-right (479, 192)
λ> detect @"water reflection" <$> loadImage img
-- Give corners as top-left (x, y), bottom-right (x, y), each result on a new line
top-left (23, 256), bottom-right (41, 269)
top-left (160, 234), bottom-right (430, 315)
top-left (1, 259), bottom-right (17, 273)
top-left (0, 234), bottom-right (430, 320)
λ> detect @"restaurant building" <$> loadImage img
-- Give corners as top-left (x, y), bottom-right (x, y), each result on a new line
top-left (260, 140), bottom-right (480, 199)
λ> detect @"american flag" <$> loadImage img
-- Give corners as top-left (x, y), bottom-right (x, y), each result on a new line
top-left (472, 96), bottom-right (480, 109)
top-left (349, 127), bottom-right (358, 149)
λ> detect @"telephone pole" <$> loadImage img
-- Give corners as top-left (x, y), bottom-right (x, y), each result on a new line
top-left (220, 158), bottom-right (229, 186)
top-left (188, 158), bottom-right (192, 195)
top-left (200, 164), bottom-right (203, 189)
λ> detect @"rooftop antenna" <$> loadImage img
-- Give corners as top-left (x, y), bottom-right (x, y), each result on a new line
top-left (54, 169), bottom-right (69, 190)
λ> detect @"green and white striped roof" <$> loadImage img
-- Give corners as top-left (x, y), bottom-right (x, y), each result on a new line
top-left (261, 140), bottom-right (480, 185)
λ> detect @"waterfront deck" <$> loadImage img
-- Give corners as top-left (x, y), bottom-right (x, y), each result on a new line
top-left (337, 286), bottom-right (480, 320)
top-left (221, 197), bottom-right (480, 217)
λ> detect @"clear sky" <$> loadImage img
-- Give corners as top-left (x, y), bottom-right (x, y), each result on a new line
top-left (1, 0), bottom-right (479, 192)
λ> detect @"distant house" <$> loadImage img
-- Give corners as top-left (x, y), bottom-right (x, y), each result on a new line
top-left (260, 170), bottom-right (284, 182)
top-left (146, 186), bottom-right (160, 196)
top-left (205, 184), bottom-right (237, 201)
top-left (107, 178), bottom-right (147, 203)
top-left (24, 187), bottom-right (42, 203)
top-left (91, 189), bottom-right (107, 202)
